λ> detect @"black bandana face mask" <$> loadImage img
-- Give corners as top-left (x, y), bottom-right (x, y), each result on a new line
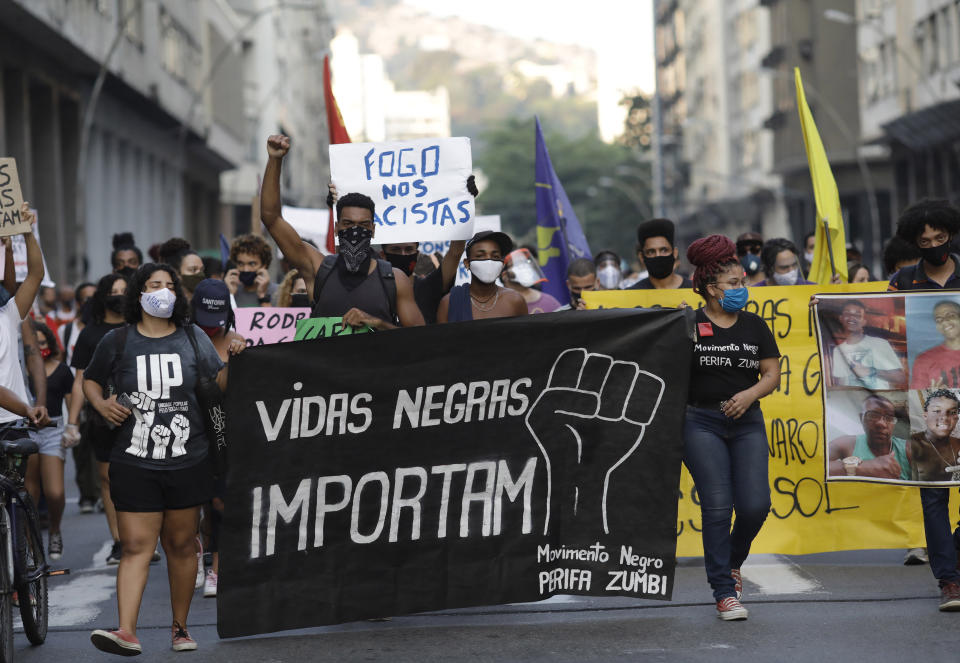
top-left (338, 226), bottom-right (374, 272)
top-left (384, 251), bottom-right (418, 276)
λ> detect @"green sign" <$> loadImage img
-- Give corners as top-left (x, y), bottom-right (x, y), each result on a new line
top-left (294, 317), bottom-right (373, 341)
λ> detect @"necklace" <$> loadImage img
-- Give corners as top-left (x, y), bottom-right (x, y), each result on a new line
top-left (471, 288), bottom-right (500, 312)
top-left (924, 435), bottom-right (960, 480)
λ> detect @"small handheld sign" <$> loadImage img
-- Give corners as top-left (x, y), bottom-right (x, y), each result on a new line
top-left (0, 159), bottom-right (29, 237)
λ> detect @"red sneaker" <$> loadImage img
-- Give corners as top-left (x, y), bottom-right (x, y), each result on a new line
top-left (731, 568), bottom-right (742, 600)
top-left (939, 581), bottom-right (960, 611)
top-left (716, 596), bottom-right (748, 621)
top-left (91, 628), bottom-right (142, 656)
top-left (172, 622), bottom-right (198, 652)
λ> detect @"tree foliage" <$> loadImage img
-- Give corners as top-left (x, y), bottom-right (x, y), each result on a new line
top-left (475, 118), bottom-right (652, 261)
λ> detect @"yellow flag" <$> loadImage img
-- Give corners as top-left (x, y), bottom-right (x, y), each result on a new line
top-left (795, 67), bottom-right (847, 284)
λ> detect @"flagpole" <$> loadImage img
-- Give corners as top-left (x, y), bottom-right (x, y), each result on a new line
top-left (822, 217), bottom-right (838, 278)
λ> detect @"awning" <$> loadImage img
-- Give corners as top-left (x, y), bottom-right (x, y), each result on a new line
top-left (881, 98), bottom-right (960, 150)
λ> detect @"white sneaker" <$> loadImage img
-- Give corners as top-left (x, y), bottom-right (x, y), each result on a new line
top-left (203, 569), bottom-right (217, 598)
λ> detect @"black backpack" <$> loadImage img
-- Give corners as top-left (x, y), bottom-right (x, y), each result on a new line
top-left (311, 254), bottom-right (398, 324)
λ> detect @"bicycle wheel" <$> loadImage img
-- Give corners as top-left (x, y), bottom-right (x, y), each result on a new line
top-left (13, 496), bottom-right (46, 645)
top-left (0, 508), bottom-right (13, 663)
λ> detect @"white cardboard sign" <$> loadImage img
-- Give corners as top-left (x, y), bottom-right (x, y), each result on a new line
top-left (330, 138), bottom-right (475, 244)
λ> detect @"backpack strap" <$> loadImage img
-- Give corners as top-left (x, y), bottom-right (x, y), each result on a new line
top-left (107, 325), bottom-right (129, 396)
top-left (184, 324), bottom-right (202, 365)
top-left (311, 254), bottom-right (340, 304)
top-left (375, 258), bottom-right (398, 325)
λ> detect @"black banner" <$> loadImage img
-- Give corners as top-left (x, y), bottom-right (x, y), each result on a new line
top-left (217, 308), bottom-right (693, 637)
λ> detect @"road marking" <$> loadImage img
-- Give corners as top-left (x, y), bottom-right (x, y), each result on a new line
top-left (45, 570), bottom-right (116, 627)
top-left (91, 540), bottom-right (113, 570)
top-left (741, 554), bottom-right (822, 595)
top-left (510, 594), bottom-right (580, 606)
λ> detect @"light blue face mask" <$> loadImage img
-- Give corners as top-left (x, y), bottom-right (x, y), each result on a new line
top-left (718, 286), bottom-right (749, 312)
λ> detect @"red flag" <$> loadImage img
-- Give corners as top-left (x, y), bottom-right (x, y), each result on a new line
top-left (323, 55), bottom-right (351, 253)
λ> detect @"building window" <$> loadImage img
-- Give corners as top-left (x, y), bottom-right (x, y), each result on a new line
top-left (915, 13), bottom-right (940, 74)
top-left (735, 9), bottom-right (757, 51)
top-left (119, 0), bottom-right (143, 46)
top-left (740, 70), bottom-right (759, 110)
top-left (160, 8), bottom-right (201, 87)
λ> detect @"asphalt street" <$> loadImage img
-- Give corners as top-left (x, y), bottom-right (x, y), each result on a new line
top-left (15, 454), bottom-right (960, 662)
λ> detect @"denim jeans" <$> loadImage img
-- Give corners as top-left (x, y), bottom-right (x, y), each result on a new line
top-left (683, 405), bottom-right (771, 601)
top-left (919, 487), bottom-right (960, 586)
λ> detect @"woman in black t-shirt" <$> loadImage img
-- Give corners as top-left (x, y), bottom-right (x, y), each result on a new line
top-left (64, 273), bottom-right (128, 564)
top-left (25, 321), bottom-right (74, 561)
top-left (683, 235), bottom-right (781, 622)
top-left (87, 264), bottom-right (226, 656)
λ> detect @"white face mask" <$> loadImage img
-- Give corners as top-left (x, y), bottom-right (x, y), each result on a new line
top-left (597, 265), bottom-right (622, 290)
top-left (140, 288), bottom-right (177, 319)
top-left (804, 250), bottom-right (814, 263)
top-left (469, 259), bottom-right (504, 284)
top-left (772, 269), bottom-right (799, 286)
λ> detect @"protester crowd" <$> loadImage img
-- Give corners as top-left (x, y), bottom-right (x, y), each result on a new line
top-left (0, 133), bottom-right (955, 654)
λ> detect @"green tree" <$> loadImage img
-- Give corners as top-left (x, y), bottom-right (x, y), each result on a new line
top-left (475, 118), bottom-right (652, 261)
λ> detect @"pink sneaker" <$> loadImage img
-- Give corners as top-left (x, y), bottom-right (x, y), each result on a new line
top-left (91, 628), bottom-right (142, 656)
top-left (731, 568), bottom-right (742, 600)
top-left (716, 596), bottom-right (748, 621)
top-left (172, 622), bottom-right (197, 652)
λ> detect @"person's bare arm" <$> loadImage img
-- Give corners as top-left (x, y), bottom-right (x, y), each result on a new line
top-left (828, 436), bottom-right (856, 476)
top-left (440, 240), bottom-right (466, 293)
top-left (502, 288), bottom-right (529, 317)
top-left (723, 356), bottom-right (780, 420)
top-left (0, 385), bottom-right (42, 425)
top-left (261, 135), bottom-right (324, 282)
top-left (437, 294), bottom-right (450, 324)
top-left (14, 204), bottom-right (43, 320)
top-left (394, 270), bottom-right (425, 327)
top-left (67, 369), bottom-right (85, 426)
top-left (82, 378), bottom-right (130, 427)
top-left (1, 237), bottom-right (14, 296)
top-left (216, 366), bottom-right (228, 393)
top-left (21, 318), bottom-right (47, 422)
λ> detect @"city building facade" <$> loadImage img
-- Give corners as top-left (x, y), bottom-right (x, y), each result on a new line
top-left (0, 0), bottom-right (250, 283)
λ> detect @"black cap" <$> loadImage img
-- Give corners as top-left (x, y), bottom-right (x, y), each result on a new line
top-left (192, 279), bottom-right (231, 327)
top-left (466, 230), bottom-right (513, 257)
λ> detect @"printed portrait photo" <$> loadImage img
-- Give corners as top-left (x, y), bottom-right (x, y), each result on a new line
top-left (905, 293), bottom-right (960, 390)
top-left (818, 295), bottom-right (907, 392)
top-left (825, 388), bottom-right (911, 481)
top-left (908, 388), bottom-right (960, 483)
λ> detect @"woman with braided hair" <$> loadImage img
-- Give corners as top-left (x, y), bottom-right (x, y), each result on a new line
top-left (683, 234), bottom-right (781, 621)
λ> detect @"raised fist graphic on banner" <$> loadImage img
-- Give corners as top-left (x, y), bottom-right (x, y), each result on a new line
top-left (525, 348), bottom-right (665, 536)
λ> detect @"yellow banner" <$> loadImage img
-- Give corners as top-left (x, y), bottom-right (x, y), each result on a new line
top-left (583, 284), bottom-right (929, 555)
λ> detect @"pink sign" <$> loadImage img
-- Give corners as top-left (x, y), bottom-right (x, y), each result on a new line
top-left (234, 307), bottom-right (310, 346)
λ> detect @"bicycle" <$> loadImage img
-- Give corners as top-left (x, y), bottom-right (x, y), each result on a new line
top-left (0, 421), bottom-right (65, 661)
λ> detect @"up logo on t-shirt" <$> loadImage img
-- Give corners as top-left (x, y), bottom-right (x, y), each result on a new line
top-left (136, 354), bottom-right (183, 400)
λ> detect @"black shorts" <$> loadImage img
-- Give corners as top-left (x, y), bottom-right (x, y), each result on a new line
top-left (109, 457), bottom-right (214, 512)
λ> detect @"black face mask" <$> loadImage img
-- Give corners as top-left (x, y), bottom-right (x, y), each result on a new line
top-left (290, 293), bottom-right (310, 308)
top-left (105, 295), bottom-right (125, 314)
top-left (740, 254), bottom-right (761, 276)
top-left (920, 242), bottom-right (951, 266)
top-left (116, 266), bottom-right (136, 280)
top-left (338, 226), bottom-right (374, 273)
top-left (384, 251), bottom-right (418, 277)
top-left (238, 271), bottom-right (258, 287)
top-left (645, 254), bottom-right (675, 280)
